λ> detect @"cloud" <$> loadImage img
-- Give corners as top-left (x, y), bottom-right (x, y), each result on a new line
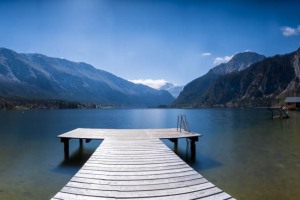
top-left (213, 55), bottom-right (233, 65)
top-left (129, 79), bottom-right (168, 89)
top-left (201, 52), bottom-right (212, 56)
top-left (281, 25), bottom-right (300, 37)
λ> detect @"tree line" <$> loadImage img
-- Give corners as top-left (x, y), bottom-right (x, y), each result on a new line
top-left (0, 96), bottom-right (91, 110)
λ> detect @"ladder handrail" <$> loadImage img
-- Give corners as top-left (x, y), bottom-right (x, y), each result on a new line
top-left (177, 114), bottom-right (190, 132)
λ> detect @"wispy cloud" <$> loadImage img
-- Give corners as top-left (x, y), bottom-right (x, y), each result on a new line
top-left (281, 25), bottom-right (300, 37)
top-left (202, 52), bottom-right (212, 56)
top-left (213, 55), bottom-right (233, 65)
top-left (129, 79), bottom-right (168, 89)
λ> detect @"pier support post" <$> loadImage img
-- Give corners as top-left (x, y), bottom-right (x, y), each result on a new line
top-left (169, 138), bottom-right (178, 154)
top-left (191, 140), bottom-right (196, 160)
top-left (61, 138), bottom-right (70, 159)
top-left (189, 137), bottom-right (198, 160)
top-left (79, 139), bottom-right (83, 148)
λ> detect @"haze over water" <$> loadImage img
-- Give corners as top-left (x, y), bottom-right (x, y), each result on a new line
top-left (0, 108), bottom-right (299, 200)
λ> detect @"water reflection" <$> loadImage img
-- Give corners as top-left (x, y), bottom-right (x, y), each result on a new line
top-left (59, 146), bottom-right (91, 167)
top-left (165, 137), bottom-right (222, 171)
top-left (54, 140), bottom-right (102, 174)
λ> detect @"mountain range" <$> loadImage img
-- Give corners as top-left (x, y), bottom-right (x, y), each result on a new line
top-left (174, 47), bottom-right (300, 107)
top-left (173, 52), bottom-right (266, 106)
top-left (2, 46), bottom-right (299, 109)
top-left (0, 48), bottom-right (174, 107)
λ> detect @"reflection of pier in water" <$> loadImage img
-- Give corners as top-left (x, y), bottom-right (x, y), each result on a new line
top-left (52, 128), bottom-right (235, 199)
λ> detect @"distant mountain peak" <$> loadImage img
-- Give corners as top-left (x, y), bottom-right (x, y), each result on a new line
top-left (211, 52), bottom-right (266, 75)
top-left (173, 51), bottom-right (266, 106)
top-left (129, 79), bottom-right (183, 98)
top-left (158, 82), bottom-right (183, 98)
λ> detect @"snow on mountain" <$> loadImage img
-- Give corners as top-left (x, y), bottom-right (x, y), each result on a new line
top-left (129, 79), bottom-right (183, 98)
top-left (158, 82), bottom-right (183, 98)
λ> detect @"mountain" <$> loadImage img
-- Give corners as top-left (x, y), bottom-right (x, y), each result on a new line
top-left (197, 48), bottom-right (300, 107)
top-left (0, 48), bottom-right (174, 107)
top-left (173, 52), bottom-right (266, 106)
top-left (159, 82), bottom-right (183, 98)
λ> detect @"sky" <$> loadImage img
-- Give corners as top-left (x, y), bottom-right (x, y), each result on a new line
top-left (1, 0), bottom-right (300, 87)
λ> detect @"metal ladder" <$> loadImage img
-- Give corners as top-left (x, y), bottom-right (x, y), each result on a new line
top-left (177, 114), bottom-right (190, 132)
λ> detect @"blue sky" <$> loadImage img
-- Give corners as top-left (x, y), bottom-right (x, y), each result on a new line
top-left (1, 0), bottom-right (300, 87)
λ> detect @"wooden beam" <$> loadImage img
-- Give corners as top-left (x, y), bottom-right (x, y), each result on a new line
top-left (60, 138), bottom-right (70, 159)
top-left (191, 140), bottom-right (196, 160)
top-left (189, 137), bottom-right (198, 160)
top-left (169, 138), bottom-right (178, 153)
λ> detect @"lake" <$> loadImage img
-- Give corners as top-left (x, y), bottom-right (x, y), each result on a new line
top-left (0, 108), bottom-right (299, 200)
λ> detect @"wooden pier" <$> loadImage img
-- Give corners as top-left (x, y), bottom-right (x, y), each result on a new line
top-left (52, 128), bottom-right (235, 200)
top-left (268, 106), bottom-right (289, 119)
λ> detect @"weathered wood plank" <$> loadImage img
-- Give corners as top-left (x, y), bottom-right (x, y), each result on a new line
top-left (86, 159), bottom-right (183, 165)
top-left (89, 155), bottom-right (178, 160)
top-left (87, 157), bottom-right (181, 163)
top-left (58, 128), bottom-right (201, 140)
top-left (82, 163), bottom-right (190, 172)
top-left (75, 169), bottom-right (198, 181)
top-left (83, 161), bottom-right (186, 168)
top-left (79, 167), bottom-right (193, 176)
top-left (52, 192), bottom-right (113, 199)
top-left (67, 177), bottom-right (208, 191)
top-left (60, 182), bottom-right (216, 198)
top-left (72, 174), bottom-right (204, 186)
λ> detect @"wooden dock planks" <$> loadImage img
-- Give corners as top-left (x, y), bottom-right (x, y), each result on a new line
top-left (52, 129), bottom-right (234, 200)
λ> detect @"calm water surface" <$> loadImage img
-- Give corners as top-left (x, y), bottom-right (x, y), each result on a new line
top-left (0, 108), bottom-right (299, 200)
